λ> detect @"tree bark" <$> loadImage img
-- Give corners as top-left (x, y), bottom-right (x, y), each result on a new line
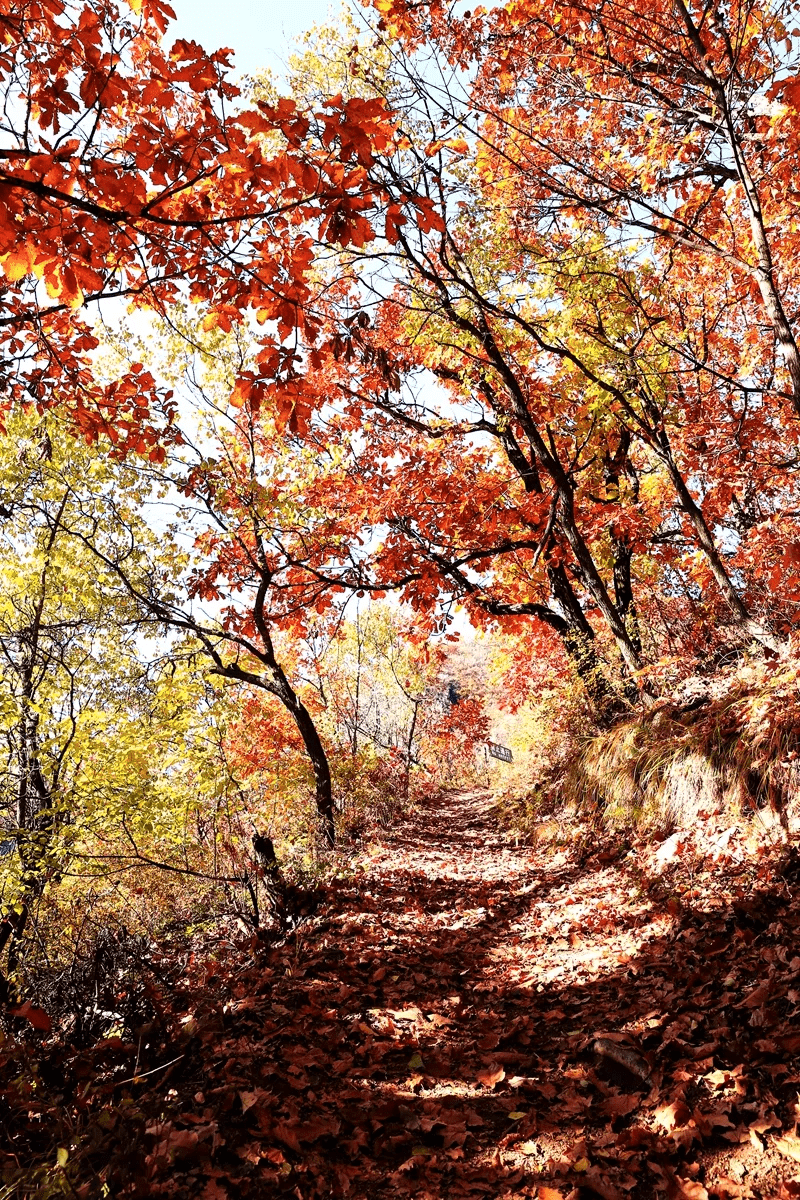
top-left (546, 563), bottom-right (630, 717)
top-left (405, 697), bottom-right (420, 802)
top-left (283, 689), bottom-right (335, 848)
top-left (656, 435), bottom-right (782, 653)
top-left (248, 557), bottom-right (337, 847)
top-left (603, 436), bottom-right (642, 654)
top-left (475, 319), bottom-right (647, 677)
top-left (610, 534), bottom-right (642, 653)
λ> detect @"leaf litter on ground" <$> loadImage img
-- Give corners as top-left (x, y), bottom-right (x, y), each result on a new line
top-left (2, 790), bottom-right (800, 1198)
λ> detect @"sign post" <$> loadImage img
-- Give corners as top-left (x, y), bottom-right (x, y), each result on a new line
top-left (487, 741), bottom-right (513, 763)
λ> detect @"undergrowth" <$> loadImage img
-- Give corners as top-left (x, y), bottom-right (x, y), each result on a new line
top-left (496, 650), bottom-right (800, 840)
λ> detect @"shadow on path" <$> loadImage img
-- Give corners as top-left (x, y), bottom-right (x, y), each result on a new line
top-left (24, 789), bottom-right (800, 1199)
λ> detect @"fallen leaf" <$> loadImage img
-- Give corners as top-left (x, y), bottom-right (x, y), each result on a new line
top-left (774, 1132), bottom-right (800, 1162)
top-left (738, 980), bottom-right (771, 1008)
top-left (655, 832), bottom-right (684, 866)
top-left (476, 1063), bottom-right (505, 1088)
top-left (654, 1101), bottom-right (692, 1132)
top-left (678, 1181), bottom-right (708, 1199)
top-left (602, 1093), bottom-right (641, 1117)
top-left (387, 1007), bottom-right (421, 1022)
top-left (202, 1182), bottom-right (228, 1200)
top-left (594, 1036), bottom-right (650, 1080)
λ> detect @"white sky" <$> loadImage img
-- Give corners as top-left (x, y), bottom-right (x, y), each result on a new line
top-left (167, 0), bottom-right (344, 77)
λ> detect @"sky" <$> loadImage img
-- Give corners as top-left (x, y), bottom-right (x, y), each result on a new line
top-left (167, 0), bottom-right (345, 78)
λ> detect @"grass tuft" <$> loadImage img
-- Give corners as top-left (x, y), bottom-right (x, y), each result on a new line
top-left (565, 655), bottom-right (800, 833)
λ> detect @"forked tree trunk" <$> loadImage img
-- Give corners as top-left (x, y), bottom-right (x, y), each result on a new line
top-left (547, 563), bottom-right (630, 718)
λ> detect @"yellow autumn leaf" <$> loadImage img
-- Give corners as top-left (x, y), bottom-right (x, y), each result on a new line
top-left (1, 242), bottom-right (36, 283)
top-left (43, 266), bottom-right (84, 309)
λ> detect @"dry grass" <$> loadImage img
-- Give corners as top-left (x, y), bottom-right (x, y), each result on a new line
top-left (566, 654), bottom-right (800, 833)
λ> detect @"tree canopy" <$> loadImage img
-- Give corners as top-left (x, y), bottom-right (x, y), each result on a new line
top-left (2, 1), bottom-right (800, 1193)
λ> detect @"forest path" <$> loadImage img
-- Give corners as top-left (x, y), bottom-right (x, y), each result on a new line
top-left (97, 789), bottom-right (800, 1199)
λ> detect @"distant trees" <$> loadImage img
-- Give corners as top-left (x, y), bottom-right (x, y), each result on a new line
top-left (0, 411), bottom-right (172, 996)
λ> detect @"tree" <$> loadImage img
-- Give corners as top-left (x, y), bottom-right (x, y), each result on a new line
top-left (0, 408), bottom-right (169, 997)
top-left (238, 34), bottom-right (643, 715)
top-left (73, 309), bottom-right (387, 847)
top-left (362, 0), bottom-right (800, 635)
top-left (246, 1), bottom-right (800, 719)
top-left (0, 0), bottom-right (397, 448)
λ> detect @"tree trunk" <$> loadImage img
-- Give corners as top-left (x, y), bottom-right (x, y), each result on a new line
top-left (610, 533), bottom-right (642, 654)
top-left (473, 317), bottom-right (647, 679)
top-left (2, 645), bottom-right (56, 1004)
top-left (659, 443), bottom-right (782, 653)
top-left (248, 567), bottom-right (337, 847)
top-left (547, 563), bottom-right (630, 718)
top-left (404, 697), bottom-right (420, 801)
top-left (603, 434), bottom-right (643, 655)
top-left (289, 694), bottom-right (335, 847)
top-left (554, 489), bottom-right (645, 677)
top-left (252, 833), bottom-right (288, 928)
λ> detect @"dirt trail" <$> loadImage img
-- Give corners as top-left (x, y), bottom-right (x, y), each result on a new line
top-left (28, 789), bottom-right (800, 1198)
top-left (168, 789), bottom-right (800, 1198)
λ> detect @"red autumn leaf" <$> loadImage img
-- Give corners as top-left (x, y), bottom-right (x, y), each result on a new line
top-left (601, 1093), bottom-right (641, 1117)
top-left (11, 1002), bottom-right (52, 1033)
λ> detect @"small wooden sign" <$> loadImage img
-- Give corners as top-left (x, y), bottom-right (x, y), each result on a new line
top-left (487, 741), bottom-right (513, 763)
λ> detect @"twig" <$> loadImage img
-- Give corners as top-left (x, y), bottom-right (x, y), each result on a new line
top-left (114, 1054), bottom-right (185, 1087)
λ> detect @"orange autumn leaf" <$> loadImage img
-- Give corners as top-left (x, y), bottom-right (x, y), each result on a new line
top-left (476, 1063), bottom-right (505, 1088)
